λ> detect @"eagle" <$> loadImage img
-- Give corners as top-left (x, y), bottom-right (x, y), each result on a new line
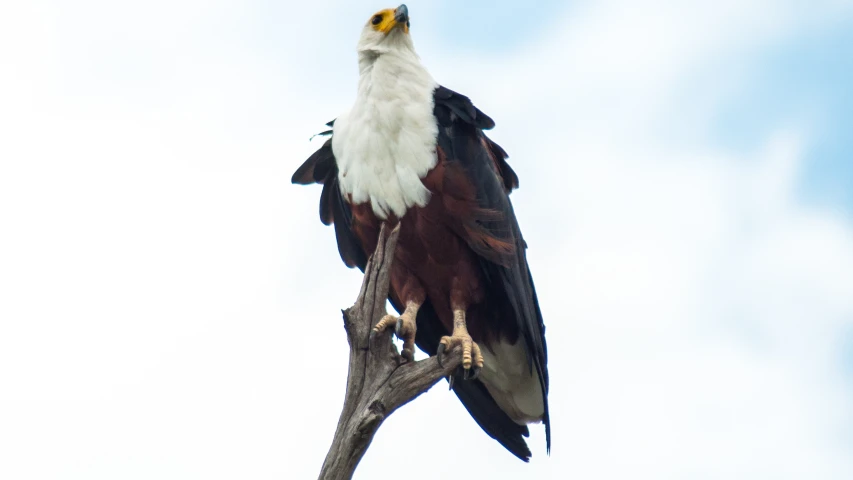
top-left (292, 4), bottom-right (550, 461)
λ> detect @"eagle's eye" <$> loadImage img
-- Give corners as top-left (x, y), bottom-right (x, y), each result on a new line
top-left (371, 14), bottom-right (383, 25)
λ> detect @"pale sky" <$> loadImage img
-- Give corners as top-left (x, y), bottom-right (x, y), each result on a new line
top-left (1, 1), bottom-right (852, 479)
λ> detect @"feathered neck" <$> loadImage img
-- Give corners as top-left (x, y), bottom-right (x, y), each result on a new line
top-left (332, 32), bottom-right (438, 219)
top-left (356, 30), bottom-right (421, 77)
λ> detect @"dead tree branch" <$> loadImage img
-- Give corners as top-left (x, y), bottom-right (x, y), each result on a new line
top-left (317, 223), bottom-right (462, 480)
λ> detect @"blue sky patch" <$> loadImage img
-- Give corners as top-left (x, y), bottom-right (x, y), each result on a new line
top-left (711, 23), bottom-right (853, 214)
top-left (429, 0), bottom-right (567, 51)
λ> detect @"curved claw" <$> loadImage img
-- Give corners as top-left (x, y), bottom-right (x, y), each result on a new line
top-left (370, 313), bottom-right (399, 352)
top-left (401, 345), bottom-right (415, 363)
top-left (469, 366), bottom-right (481, 381)
top-left (436, 343), bottom-right (446, 367)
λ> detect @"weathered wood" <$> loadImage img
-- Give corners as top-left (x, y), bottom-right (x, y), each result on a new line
top-left (318, 222), bottom-right (462, 480)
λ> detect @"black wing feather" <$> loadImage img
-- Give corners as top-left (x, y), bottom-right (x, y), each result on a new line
top-left (434, 85), bottom-right (551, 454)
top-left (292, 137), bottom-right (334, 185)
top-left (293, 130), bottom-right (366, 269)
top-left (331, 173), bottom-right (367, 268)
top-left (433, 85), bottom-right (495, 130)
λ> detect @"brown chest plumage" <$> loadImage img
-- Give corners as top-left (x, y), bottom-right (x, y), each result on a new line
top-left (347, 150), bottom-right (519, 348)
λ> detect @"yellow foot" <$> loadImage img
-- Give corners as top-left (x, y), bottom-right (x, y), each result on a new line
top-left (437, 309), bottom-right (483, 380)
top-left (369, 301), bottom-right (419, 362)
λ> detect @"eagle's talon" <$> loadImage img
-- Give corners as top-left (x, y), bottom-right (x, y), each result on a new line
top-left (436, 343), bottom-right (447, 367)
top-left (371, 303), bottom-right (419, 361)
top-left (371, 314), bottom-right (396, 341)
top-left (438, 328), bottom-right (484, 379)
top-left (401, 345), bottom-right (415, 362)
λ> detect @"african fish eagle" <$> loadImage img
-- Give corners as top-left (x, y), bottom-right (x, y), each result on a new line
top-left (292, 4), bottom-right (550, 461)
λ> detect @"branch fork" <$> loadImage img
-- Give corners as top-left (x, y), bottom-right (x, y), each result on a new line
top-left (318, 223), bottom-right (462, 480)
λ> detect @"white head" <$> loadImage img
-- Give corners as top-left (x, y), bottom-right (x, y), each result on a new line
top-left (357, 4), bottom-right (415, 59)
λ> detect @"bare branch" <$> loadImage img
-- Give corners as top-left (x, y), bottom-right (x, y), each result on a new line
top-left (318, 223), bottom-right (462, 480)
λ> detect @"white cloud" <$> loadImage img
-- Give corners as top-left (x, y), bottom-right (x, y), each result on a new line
top-left (1, 1), bottom-right (852, 479)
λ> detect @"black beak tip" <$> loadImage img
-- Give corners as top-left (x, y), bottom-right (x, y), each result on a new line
top-left (395, 4), bottom-right (409, 23)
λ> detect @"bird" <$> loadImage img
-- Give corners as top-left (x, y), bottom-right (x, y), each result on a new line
top-left (292, 4), bottom-right (549, 461)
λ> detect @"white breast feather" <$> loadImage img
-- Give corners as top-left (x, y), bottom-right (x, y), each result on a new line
top-left (332, 50), bottom-right (438, 219)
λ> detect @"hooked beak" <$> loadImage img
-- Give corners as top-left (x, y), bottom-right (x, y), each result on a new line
top-left (394, 4), bottom-right (409, 25)
top-left (376, 4), bottom-right (410, 35)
